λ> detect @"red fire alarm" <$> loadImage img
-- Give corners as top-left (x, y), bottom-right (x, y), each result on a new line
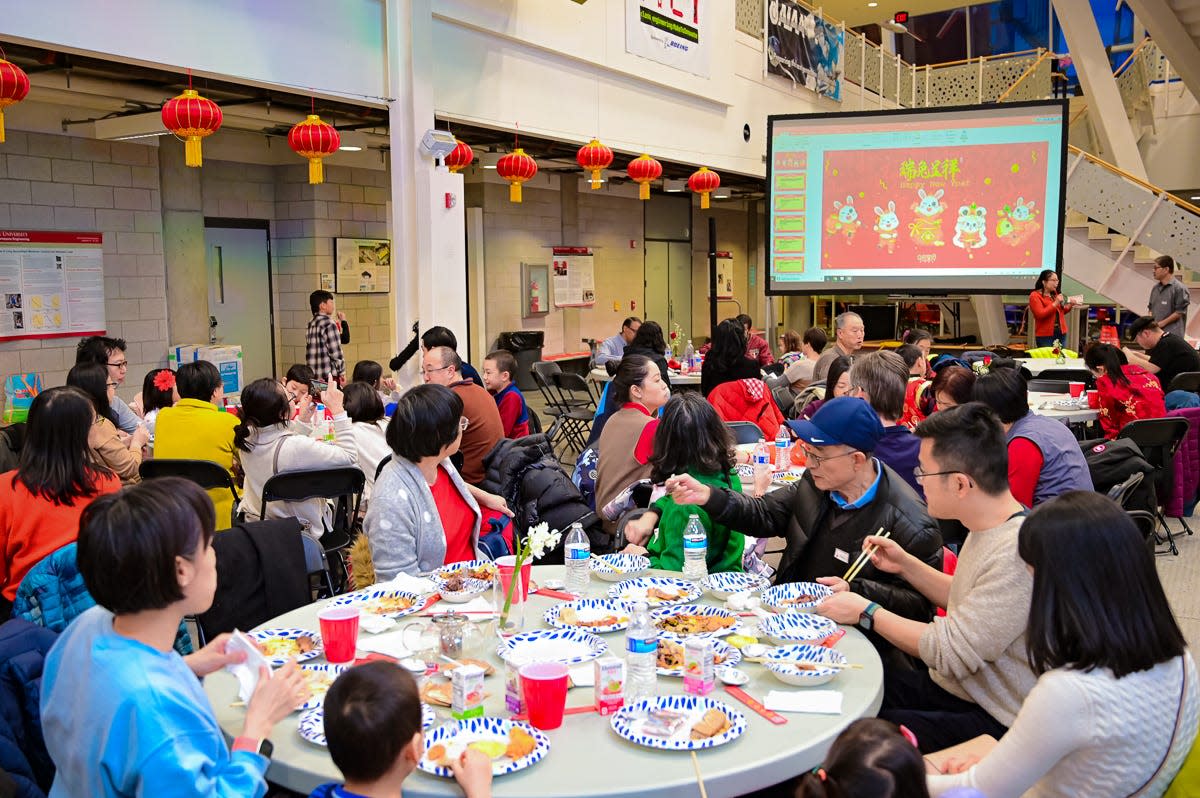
top-left (444, 192), bottom-right (456, 209)
top-left (893, 11), bottom-right (909, 24)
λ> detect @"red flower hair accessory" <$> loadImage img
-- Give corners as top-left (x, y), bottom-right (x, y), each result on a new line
top-left (153, 370), bottom-right (176, 392)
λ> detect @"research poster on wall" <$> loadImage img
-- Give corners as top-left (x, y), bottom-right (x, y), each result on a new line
top-left (0, 231), bottom-right (106, 340)
top-left (626, 0), bottom-right (711, 78)
top-left (551, 247), bottom-right (596, 308)
top-left (334, 237), bottom-right (391, 293)
top-left (766, 0), bottom-right (844, 101)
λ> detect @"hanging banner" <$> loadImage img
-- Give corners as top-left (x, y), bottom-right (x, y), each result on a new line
top-left (0, 231), bottom-right (106, 341)
top-left (551, 247), bottom-right (596, 308)
top-left (765, 0), bottom-right (844, 101)
top-left (625, 0), bottom-right (711, 78)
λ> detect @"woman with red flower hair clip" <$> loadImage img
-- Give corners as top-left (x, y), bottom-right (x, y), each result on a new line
top-left (140, 368), bottom-right (178, 450)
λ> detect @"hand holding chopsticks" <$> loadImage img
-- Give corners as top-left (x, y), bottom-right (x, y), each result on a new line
top-left (842, 528), bottom-right (892, 583)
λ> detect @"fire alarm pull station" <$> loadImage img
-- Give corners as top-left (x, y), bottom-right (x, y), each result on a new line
top-left (445, 193), bottom-right (456, 209)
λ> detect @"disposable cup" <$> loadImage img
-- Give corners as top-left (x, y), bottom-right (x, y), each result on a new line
top-left (519, 662), bottom-right (570, 730)
top-left (496, 555), bottom-right (532, 597)
top-left (1086, 390), bottom-right (1100, 409)
top-left (1068, 382), bottom-right (1085, 398)
top-left (318, 606), bottom-right (360, 664)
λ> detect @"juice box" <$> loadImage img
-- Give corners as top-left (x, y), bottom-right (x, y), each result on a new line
top-left (683, 638), bottom-right (715, 696)
top-left (450, 664), bottom-right (485, 720)
top-left (504, 659), bottom-right (525, 715)
top-left (593, 656), bottom-right (625, 715)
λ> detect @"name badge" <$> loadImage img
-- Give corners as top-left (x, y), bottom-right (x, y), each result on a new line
top-left (833, 548), bottom-right (850, 563)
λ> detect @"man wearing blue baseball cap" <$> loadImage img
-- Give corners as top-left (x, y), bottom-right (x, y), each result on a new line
top-left (664, 397), bottom-right (942, 664)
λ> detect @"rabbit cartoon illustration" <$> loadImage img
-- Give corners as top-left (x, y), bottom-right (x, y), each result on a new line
top-left (952, 204), bottom-right (988, 256)
top-left (996, 197), bottom-right (1040, 246)
top-left (873, 201), bottom-right (900, 254)
top-left (908, 188), bottom-right (946, 247)
top-left (825, 195), bottom-right (862, 243)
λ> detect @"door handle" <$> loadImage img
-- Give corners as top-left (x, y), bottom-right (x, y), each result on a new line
top-left (214, 246), bottom-right (225, 304)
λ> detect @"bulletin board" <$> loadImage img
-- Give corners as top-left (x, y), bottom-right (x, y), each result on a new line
top-left (334, 237), bottom-right (391, 293)
top-left (0, 231), bottom-right (106, 341)
top-left (551, 246), bottom-right (596, 308)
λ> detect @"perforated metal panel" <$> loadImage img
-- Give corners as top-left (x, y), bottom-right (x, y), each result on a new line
top-left (736, 0), bottom-right (763, 38)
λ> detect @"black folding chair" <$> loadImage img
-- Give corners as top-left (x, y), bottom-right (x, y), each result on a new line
top-left (261, 466), bottom-right (365, 591)
top-left (302, 534), bottom-right (336, 599)
top-left (726, 421), bottom-right (765, 445)
top-left (139, 458), bottom-right (240, 527)
top-left (1027, 379), bottom-right (1070, 393)
top-left (1118, 418), bottom-right (1192, 555)
top-left (1036, 369), bottom-right (1095, 390)
top-left (1167, 372), bottom-right (1200, 393)
top-left (531, 364), bottom-right (590, 457)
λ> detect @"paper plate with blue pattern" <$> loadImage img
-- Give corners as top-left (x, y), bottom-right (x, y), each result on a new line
top-left (249, 627), bottom-right (323, 667)
top-left (758, 611), bottom-right (839, 646)
top-left (298, 663), bottom-right (346, 711)
top-left (760, 581), bottom-right (833, 613)
top-left (656, 637), bottom-right (741, 677)
top-left (764, 643), bottom-right (848, 686)
top-left (495, 627), bottom-right (608, 665)
top-left (435, 560), bottom-right (498, 586)
top-left (590, 553), bottom-right (649, 582)
top-left (418, 717), bottom-right (550, 777)
top-left (610, 695), bottom-right (746, 750)
top-left (607, 576), bottom-right (701, 607)
top-left (331, 588), bottom-right (424, 619)
top-left (700, 571), bottom-right (768, 598)
top-left (544, 598), bottom-right (632, 634)
top-left (299, 702), bottom-right (436, 746)
top-left (651, 604), bottom-right (740, 639)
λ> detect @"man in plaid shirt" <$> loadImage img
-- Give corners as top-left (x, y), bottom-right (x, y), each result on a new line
top-left (306, 290), bottom-right (351, 384)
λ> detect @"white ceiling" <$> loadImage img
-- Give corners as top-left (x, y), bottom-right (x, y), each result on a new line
top-left (817, 0), bottom-right (996, 29)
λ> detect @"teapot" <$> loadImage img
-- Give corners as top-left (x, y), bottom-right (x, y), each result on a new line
top-left (402, 611), bottom-right (484, 661)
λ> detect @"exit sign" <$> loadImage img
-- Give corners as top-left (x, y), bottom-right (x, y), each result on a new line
top-left (894, 11), bottom-right (909, 24)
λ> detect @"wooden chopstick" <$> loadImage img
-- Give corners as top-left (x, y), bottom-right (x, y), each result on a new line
top-left (691, 751), bottom-right (708, 798)
top-left (842, 529), bottom-right (891, 583)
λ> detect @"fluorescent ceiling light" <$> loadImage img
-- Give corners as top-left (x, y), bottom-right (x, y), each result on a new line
top-left (338, 130), bottom-right (367, 151)
top-left (868, 2), bottom-right (878, 6)
top-left (93, 112), bottom-right (169, 141)
top-left (664, 178), bottom-right (687, 192)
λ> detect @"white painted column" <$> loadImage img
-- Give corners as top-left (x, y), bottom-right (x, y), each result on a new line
top-left (969, 296), bottom-right (1010, 347)
top-left (1052, 0), bottom-right (1149, 180)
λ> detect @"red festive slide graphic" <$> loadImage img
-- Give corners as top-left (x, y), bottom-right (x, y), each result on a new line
top-left (819, 141), bottom-right (1048, 270)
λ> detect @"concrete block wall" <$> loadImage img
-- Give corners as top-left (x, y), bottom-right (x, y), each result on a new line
top-left (0, 129), bottom-right (167, 399)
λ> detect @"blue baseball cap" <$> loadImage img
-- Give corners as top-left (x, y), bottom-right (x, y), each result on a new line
top-left (787, 397), bottom-right (884, 453)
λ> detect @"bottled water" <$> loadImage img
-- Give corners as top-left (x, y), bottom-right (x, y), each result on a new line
top-left (681, 513), bottom-right (708, 581)
top-left (563, 522), bottom-right (591, 594)
top-left (752, 438), bottom-right (772, 495)
top-left (625, 601), bottom-right (658, 703)
top-left (774, 424), bottom-right (792, 470)
top-left (681, 340), bottom-right (695, 374)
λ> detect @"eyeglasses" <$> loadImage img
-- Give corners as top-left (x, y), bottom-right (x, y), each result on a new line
top-left (458, 417), bottom-right (469, 431)
top-left (804, 447), bottom-right (860, 466)
top-left (422, 364), bottom-right (454, 375)
top-left (913, 466), bottom-right (973, 486)
top-left (107, 360), bottom-right (128, 369)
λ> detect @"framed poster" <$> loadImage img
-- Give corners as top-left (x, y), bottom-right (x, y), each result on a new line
top-left (715, 252), bottom-right (734, 299)
top-left (551, 247), bottom-right (596, 308)
top-left (0, 231), bottom-right (106, 341)
top-left (334, 238), bottom-right (391, 293)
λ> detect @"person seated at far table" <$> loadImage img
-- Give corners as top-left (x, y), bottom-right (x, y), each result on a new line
top-left (927, 366), bottom-right (975, 412)
top-left (660, 398), bottom-right (942, 669)
top-left (622, 392), bottom-right (746, 573)
top-left (1123, 316), bottom-right (1200, 408)
top-left (813, 312), bottom-right (865, 382)
top-left (797, 355), bottom-right (852, 421)
top-left (700, 319), bottom-right (761, 397)
top-left (342, 382), bottom-right (391, 508)
top-left (67, 363), bottom-right (148, 485)
top-left (623, 320), bottom-right (672, 386)
top-left (817, 403), bottom-right (1037, 754)
top-left (154, 361), bottom-right (240, 526)
top-left (591, 316), bottom-right (641, 369)
top-left (137, 368), bottom-right (177, 449)
top-left (1083, 343), bottom-right (1166, 439)
top-left (926, 491), bottom-right (1198, 797)
top-left (310, 662), bottom-right (492, 798)
top-left (972, 366), bottom-right (1092, 508)
top-left (482, 350), bottom-right (530, 439)
top-left (778, 329), bottom-right (805, 368)
top-left (849, 351), bottom-right (924, 497)
top-left (736, 313), bottom-right (775, 367)
top-left (351, 359), bottom-right (399, 416)
top-left (422, 346), bottom-right (504, 486)
top-left (801, 327), bottom-right (828, 362)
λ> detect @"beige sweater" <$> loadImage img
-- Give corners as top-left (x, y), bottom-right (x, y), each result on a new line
top-left (919, 515), bottom-right (1037, 726)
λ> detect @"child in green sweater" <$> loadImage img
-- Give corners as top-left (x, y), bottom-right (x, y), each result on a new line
top-left (626, 391), bottom-right (746, 573)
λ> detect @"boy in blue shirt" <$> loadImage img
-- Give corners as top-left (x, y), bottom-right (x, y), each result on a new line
top-left (482, 350), bottom-right (530, 438)
top-left (310, 662), bottom-right (491, 798)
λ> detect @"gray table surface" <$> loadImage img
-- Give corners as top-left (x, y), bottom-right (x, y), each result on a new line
top-left (204, 566), bottom-right (883, 798)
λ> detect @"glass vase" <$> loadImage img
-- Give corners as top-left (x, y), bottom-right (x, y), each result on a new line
top-left (493, 566), bottom-right (526, 638)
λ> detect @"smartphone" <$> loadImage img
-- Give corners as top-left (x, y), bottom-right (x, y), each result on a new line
top-left (311, 379), bottom-right (328, 393)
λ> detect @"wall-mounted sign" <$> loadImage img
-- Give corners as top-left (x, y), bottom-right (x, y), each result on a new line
top-left (625, 0), bottom-right (711, 78)
top-left (0, 231), bottom-right (106, 340)
top-left (334, 238), bottom-right (391, 293)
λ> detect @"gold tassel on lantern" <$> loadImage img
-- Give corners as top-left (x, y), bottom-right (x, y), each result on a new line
top-left (309, 158), bottom-right (324, 185)
top-left (700, 193), bottom-right (710, 210)
top-left (185, 137), bottom-right (202, 167)
top-left (509, 182), bottom-right (522, 203)
top-left (639, 182), bottom-right (651, 201)
top-left (0, 112), bottom-right (6, 144)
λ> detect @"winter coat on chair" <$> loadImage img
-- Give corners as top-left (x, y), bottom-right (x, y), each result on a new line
top-left (707, 379), bottom-right (787, 440)
top-left (0, 618), bottom-right (57, 798)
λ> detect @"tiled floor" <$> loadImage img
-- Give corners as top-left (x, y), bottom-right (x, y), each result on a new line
top-left (1154, 520), bottom-right (1200, 647)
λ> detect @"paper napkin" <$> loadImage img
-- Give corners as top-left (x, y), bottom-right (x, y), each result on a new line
top-left (225, 629), bottom-right (271, 703)
top-left (568, 665), bottom-right (595, 688)
top-left (355, 629), bottom-right (413, 660)
top-left (378, 573), bottom-right (438, 594)
top-left (357, 613), bottom-right (397, 635)
top-left (433, 596), bottom-right (494, 615)
top-left (763, 690), bottom-right (843, 715)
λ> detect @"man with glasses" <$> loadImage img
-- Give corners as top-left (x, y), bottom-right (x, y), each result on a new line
top-left (592, 317), bottom-right (641, 368)
top-left (1148, 255), bottom-right (1189, 338)
top-left (75, 336), bottom-right (141, 434)
top-left (664, 397), bottom-right (941, 666)
top-left (422, 346), bottom-right (502, 485)
top-left (816, 403), bottom-right (1036, 753)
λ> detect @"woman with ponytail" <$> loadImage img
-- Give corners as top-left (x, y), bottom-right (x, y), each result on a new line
top-left (1083, 342), bottom-right (1166, 438)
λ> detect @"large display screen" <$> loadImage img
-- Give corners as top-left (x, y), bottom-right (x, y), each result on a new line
top-left (766, 101), bottom-right (1068, 294)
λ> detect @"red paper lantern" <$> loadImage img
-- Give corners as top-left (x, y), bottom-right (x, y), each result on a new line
top-left (445, 138), bottom-right (474, 173)
top-left (0, 58), bottom-right (29, 144)
top-left (576, 138), bottom-right (613, 190)
top-left (627, 154), bottom-right (662, 201)
top-left (288, 114), bottom-right (340, 184)
top-left (496, 148), bottom-right (538, 203)
top-left (160, 88), bottom-right (222, 168)
top-left (688, 166), bottom-right (721, 209)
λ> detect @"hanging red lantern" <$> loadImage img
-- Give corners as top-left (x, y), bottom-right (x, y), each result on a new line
top-left (445, 138), bottom-right (474, 173)
top-left (576, 138), bottom-right (613, 190)
top-left (688, 166), bottom-right (721, 209)
top-left (288, 114), bottom-right (340, 184)
top-left (627, 154), bottom-right (662, 201)
top-left (0, 58), bottom-right (30, 144)
top-left (496, 148), bottom-right (538, 203)
top-left (160, 88), bottom-right (222, 168)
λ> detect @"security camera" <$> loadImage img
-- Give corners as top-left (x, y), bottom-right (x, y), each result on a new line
top-left (419, 129), bottom-right (458, 161)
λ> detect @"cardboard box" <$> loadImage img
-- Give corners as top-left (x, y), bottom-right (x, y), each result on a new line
top-left (195, 345), bottom-right (244, 397)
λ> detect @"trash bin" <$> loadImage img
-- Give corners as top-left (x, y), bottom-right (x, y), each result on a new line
top-left (498, 330), bottom-right (544, 392)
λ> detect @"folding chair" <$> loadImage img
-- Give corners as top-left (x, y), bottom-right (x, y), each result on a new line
top-left (1167, 372), bottom-right (1200, 394)
top-left (261, 466), bottom-right (365, 590)
top-left (532, 364), bottom-right (590, 457)
top-left (726, 421), bottom-right (765, 445)
top-left (301, 534), bottom-right (336, 599)
top-left (139, 458), bottom-right (240, 527)
top-left (1036, 369), bottom-right (1095, 390)
top-left (1118, 418), bottom-right (1192, 555)
top-left (1027, 379), bottom-right (1071, 393)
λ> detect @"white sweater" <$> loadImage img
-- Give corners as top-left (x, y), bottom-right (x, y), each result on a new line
top-left (349, 418), bottom-right (391, 504)
top-left (929, 652), bottom-right (1199, 797)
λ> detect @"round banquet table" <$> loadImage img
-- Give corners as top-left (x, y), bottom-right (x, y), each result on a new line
top-left (203, 566), bottom-right (884, 798)
top-left (589, 367), bottom-right (702, 386)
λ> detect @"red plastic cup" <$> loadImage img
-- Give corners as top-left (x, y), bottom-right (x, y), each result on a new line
top-left (1068, 382), bottom-right (1085, 398)
top-left (1086, 389), bottom-right (1100, 409)
top-left (520, 662), bottom-right (570, 730)
top-left (496, 555), bottom-right (532, 599)
top-left (318, 606), bottom-right (360, 664)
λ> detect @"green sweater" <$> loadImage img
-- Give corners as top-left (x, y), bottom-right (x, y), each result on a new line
top-left (647, 469), bottom-right (745, 573)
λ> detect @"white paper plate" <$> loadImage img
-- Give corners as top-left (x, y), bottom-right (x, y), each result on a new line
top-left (299, 702), bottom-right (436, 746)
top-left (249, 627), bottom-right (323, 667)
top-left (495, 627), bottom-right (608, 665)
top-left (298, 663), bottom-right (346, 711)
top-left (418, 717), bottom-right (549, 777)
top-left (651, 604), bottom-right (740, 639)
top-left (607, 576), bottom-right (702, 607)
top-left (332, 588), bottom-right (424, 619)
top-left (655, 637), bottom-right (741, 677)
top-left (544, 598), bottom-right (631, 634)
top-left (610, 695), bottom-right (746, 750)
top-left (760, 582), bottom-right (833, 613)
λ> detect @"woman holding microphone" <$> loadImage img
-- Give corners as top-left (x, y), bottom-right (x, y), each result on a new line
top-left (1028, 270), bottom-right (1079, 347)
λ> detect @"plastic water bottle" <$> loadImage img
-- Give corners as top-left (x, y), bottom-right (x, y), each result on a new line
top-left (563, 522), bottom-right (590, 594)
top-left (681, 340), bottom-right (695, 375)
top-left (752, 438), bottom-right (772, 495)
top-left (625, 601), bottom-right (658, 703)
top-left (681, 514), bottom-right (708, 581)
top-left (774, 424), bottom-right (792, 471)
